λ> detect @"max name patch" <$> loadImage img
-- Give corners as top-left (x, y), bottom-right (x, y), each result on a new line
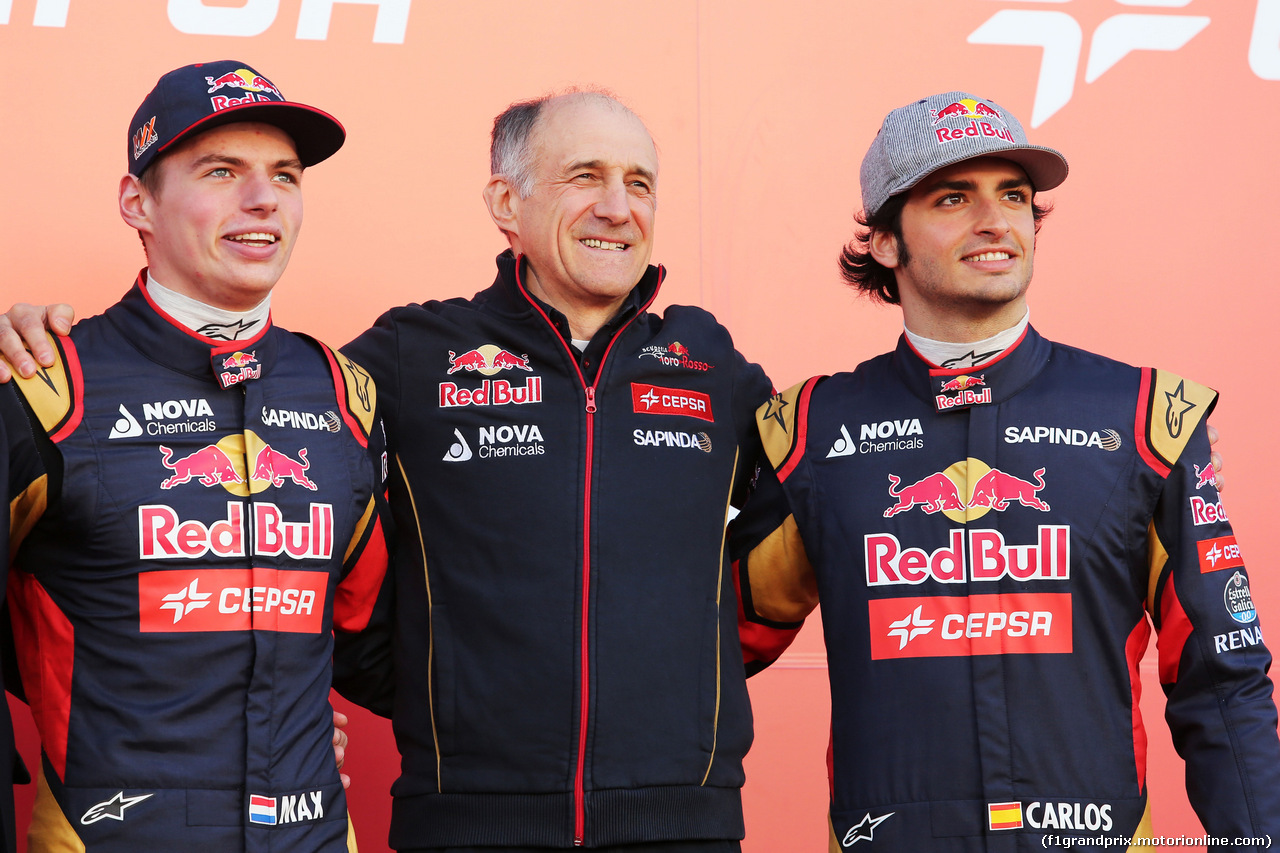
top-left (248, 789), bottom-right (326, 826)
top-left (631, 383), bottom-right (713, 422)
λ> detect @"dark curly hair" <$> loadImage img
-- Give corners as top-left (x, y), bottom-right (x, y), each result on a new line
top-left (839, 194), bottom-right (1052, 304)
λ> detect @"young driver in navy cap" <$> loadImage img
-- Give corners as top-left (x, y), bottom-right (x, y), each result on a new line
top-left (0, 61), bottom-right (388, 853)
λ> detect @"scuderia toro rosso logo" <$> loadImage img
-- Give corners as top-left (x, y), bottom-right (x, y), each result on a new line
top-left (638, 341), bottom-right (713, 371)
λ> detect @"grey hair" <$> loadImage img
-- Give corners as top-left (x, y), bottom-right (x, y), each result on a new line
top-left (489, 88), bottom-right (642, 199)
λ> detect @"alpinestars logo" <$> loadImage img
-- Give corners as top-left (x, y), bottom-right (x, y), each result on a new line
top-left (842, 812), bottom-right (895, 846)
top-left (82, 791), bottom-right (154, 825)
top-left (968, 0), bottom-right (1213, 126)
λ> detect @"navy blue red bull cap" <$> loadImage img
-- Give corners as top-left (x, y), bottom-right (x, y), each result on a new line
top-left (128, 60), bottom-right (345, 177)
top-left (860, 91), bottom-right (1068, 217)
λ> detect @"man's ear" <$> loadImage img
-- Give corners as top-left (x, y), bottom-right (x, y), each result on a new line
top-left (483, 175), bottom-right (520, 244)
top-left (119, 174), bottom-right (152, 235)
top-left (867, 227), bottom-right (901, 269)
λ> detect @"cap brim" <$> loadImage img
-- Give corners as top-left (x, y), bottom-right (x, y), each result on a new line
top-left (142, 101), bottom-right (346, 173)
top-left (896, 144), bottom-right (1068, 198)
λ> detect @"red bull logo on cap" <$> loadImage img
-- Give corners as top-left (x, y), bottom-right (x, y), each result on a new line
top-left (205, 69), bottom-right (284, 111)
top-left (205, 69), bottom-right (282, 97)
top-left (929, 98), bottom-right (1014, 146)
top-left (446, 344), bottom-right (534, 376)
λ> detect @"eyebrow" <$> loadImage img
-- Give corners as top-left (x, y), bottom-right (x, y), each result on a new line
top-left (918, 175), bottom-right (1032, 195)
top-left (567, 159), bottom-right (657, 186)
top-left (189, 154), bottom-right (305, 172)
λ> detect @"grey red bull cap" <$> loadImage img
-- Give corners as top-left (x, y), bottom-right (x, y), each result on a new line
top-left (860, 91), bottom-right (1068, 217)
top-left (128, 59), bottom-right (345, 177)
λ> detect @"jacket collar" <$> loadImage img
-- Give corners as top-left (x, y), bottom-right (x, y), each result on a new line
top-left (105, 270), bottom-right (277, 388)
top-left (893, 324), bottom-right (1053, 413)
top-left (484, 251), bottom-right (663, 346)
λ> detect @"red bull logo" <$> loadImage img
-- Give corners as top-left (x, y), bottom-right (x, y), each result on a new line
top-left (667, 341), bottom-right (689, 356)
top-left (205, 69), bottom-right (282, 98)
top-left (222, 351), bottom-right (258, 370)
top-left (217, 350), bottom-right (262, 388)
top-left (159, 444), bottom-right (243, 489)
top-left (928, 98), bottom-right (1012, 145)
top-left (252, 445), bottom-right (317, 490)
top-left (139, 501), bottom-right (333, 562)
top-left (446, 344), bottom-right (534, 375)
top-left (884, 472), bottom-right (966, 518)
top-left (935, 376), bottom-right (993, 410)
top-left (1193, 462), bottom-right (1217, 490)
top-left (930, 98), bottom-right (1003, 125)
top-left (968, 467), bottom-right (1050, 512)
top-left (882, 461), bottom-right (1050, 521)
top-left (938, 374), bottom-right (985, 393)
top-left (865, 526), bottom-right (1070, 586)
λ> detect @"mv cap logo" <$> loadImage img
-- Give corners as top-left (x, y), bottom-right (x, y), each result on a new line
top-left (132, 116), bottom-right (158, 160)
top-left (447, 344), bottom-right (533, 375)
top-left (81, 791), bottom-right (154, 825)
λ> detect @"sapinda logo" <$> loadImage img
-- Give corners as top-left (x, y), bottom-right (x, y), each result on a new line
top-left (968, 0), bottom-right (1280, 126)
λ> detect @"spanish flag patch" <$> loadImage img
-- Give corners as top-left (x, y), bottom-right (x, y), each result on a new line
top-left (988, 801), bottom-right (1023, 831)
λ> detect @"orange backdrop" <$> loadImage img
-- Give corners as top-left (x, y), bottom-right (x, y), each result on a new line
top-left (2, 1), bottom-right (1278, 851)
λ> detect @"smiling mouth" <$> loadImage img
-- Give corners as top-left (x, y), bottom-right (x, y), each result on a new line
top-left (965, 251), bottom-right (1011, 262)
top-left (226, 232), bottom-right (278, 246)
top-left (581, 238), bottom-right (627, 251)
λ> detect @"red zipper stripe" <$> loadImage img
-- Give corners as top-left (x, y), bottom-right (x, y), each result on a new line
top-left (513, 257), bottom-right (663, 845)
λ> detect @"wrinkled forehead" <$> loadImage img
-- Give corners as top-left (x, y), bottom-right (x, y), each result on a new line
top-left (533, 97), bottom-right (659, 179)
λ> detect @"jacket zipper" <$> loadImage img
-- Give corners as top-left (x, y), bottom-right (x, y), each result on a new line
top-left (513, 258), bottom-right (662, 846)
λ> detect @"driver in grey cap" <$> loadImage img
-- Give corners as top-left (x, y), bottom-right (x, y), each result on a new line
top-left (731, 91), bottom-right (1280, 851)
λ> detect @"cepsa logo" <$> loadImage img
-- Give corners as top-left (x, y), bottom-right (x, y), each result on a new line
top-left (631, 383), bottom-right (714, 422)
top-left (868, 592), bottom-right (1072, 659)
top-left (1198, 535), bottom-right (1244, 573)
top-left (138, 568), bottom-right (327, 633)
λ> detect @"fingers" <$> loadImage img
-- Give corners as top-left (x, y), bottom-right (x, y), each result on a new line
top-left (0, 303), bottom-right (75, 381)
top-left (1205, 423), bottom-right (1224, 491)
